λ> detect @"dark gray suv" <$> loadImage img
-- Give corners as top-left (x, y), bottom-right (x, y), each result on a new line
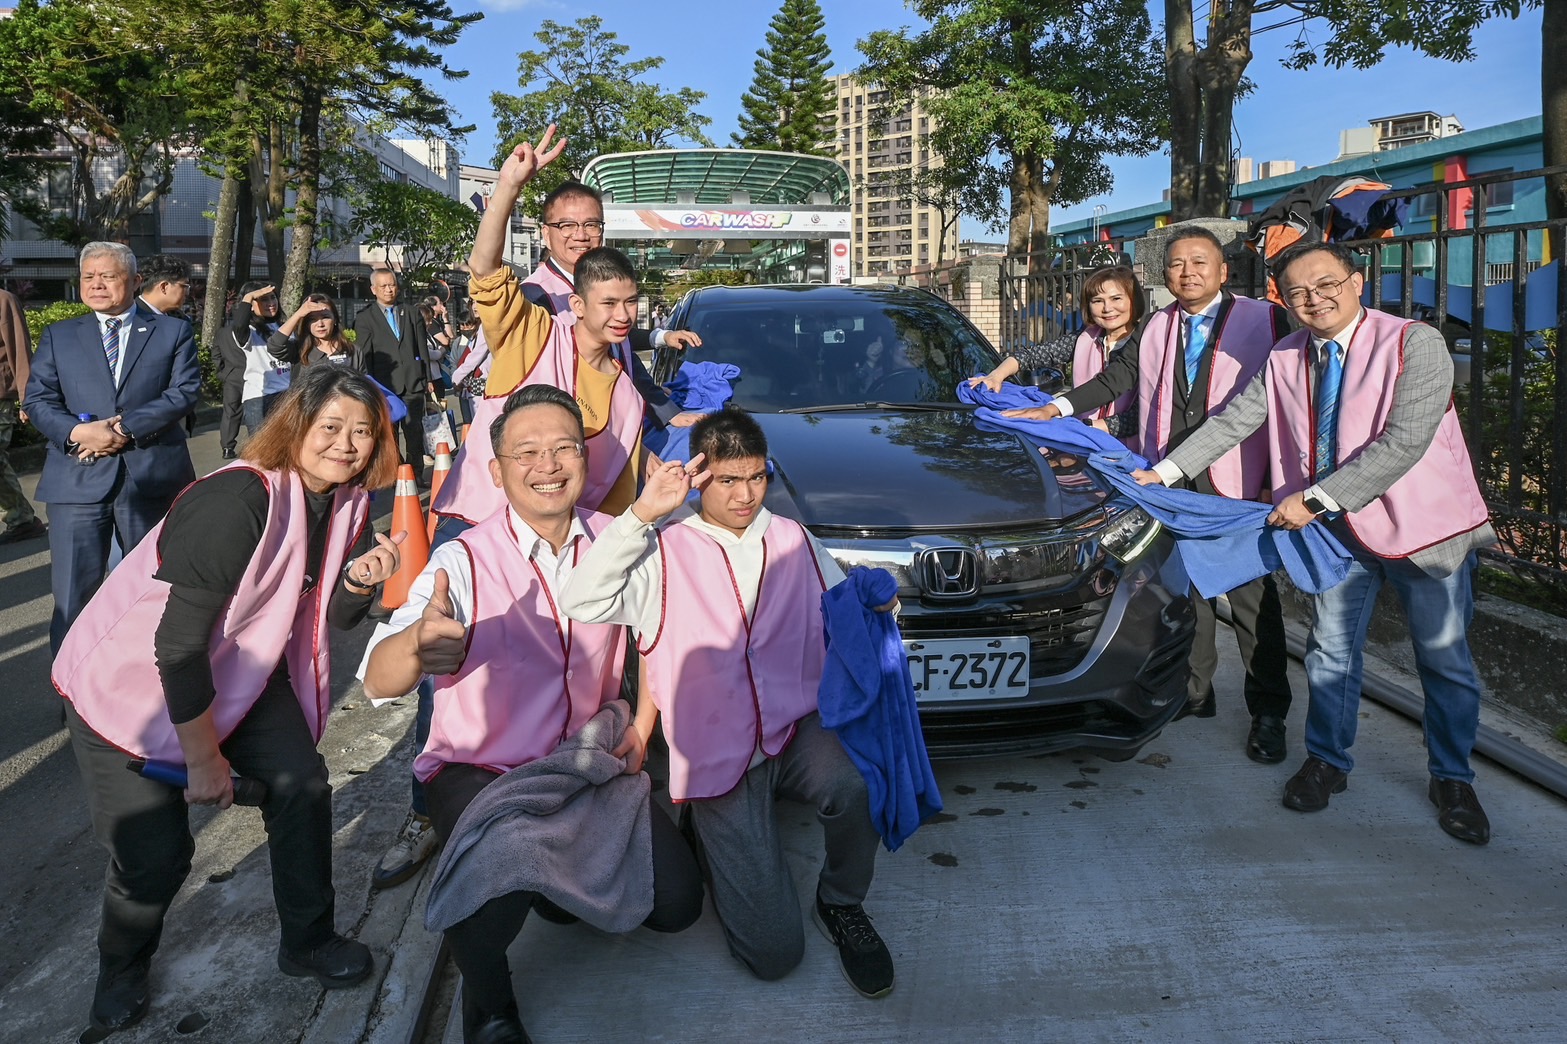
top-left (654, 283), bottom-right (1195, 759)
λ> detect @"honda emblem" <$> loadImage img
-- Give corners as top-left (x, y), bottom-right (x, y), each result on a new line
top-left (914, 546), bottom-right (980, 599)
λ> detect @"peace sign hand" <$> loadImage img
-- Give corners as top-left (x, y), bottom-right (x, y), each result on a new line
top-left (498, 125), bottom-right (568, 192)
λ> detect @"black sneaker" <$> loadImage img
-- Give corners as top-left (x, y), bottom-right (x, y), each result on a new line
top-left (0, 517), bottom-right (46, 545)
top-left (278, 934), bottom-right (373, 988)
top-left (813, 894), bottom-right (894, 998)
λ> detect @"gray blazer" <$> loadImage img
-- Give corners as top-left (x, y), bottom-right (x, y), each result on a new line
top-left (1165, 314), bottom-right (1494, 577)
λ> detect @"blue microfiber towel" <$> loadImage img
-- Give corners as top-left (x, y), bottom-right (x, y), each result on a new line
top-left (817, 566), bottom-right (943, 853)
top-left (960, 381), bottom-right (1352, 598)
top-left (644, 362), bottom-right (740, 461)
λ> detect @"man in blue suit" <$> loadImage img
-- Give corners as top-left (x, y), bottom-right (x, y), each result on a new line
top-left (25, 242), bottom-right (201, 653)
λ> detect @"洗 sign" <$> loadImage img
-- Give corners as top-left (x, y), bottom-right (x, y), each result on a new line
top-left (603, 206), bottom-right (852, 238)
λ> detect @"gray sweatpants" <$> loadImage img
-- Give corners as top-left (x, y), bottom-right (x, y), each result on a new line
top-left (688, 712), bottom-right (879, 981)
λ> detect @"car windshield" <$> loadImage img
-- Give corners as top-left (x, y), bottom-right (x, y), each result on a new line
top-left (671, 289), bottom-right (1003, 411)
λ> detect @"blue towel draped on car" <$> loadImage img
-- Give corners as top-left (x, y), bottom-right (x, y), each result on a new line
top-left (643, 361), bottom-right (741, 461)
top-left (817, 566), bottom-right (943, 853)
top-left (958, 381), bottom-right (1352, 597)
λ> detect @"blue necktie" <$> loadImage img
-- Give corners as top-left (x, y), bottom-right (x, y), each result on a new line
top-left (1183, 314), bottom-right (1208, 389)
top-left (386, 306), bottom-right (400, 337)
top-left (103, 317), bottom-right (121, 379)
top-left (1315, 340), bottom-right (1344, 480)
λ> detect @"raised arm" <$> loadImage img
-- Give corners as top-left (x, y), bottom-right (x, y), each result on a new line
top-left (468, 126), bottom-right (566, 280)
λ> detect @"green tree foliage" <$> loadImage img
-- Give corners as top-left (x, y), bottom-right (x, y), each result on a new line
top-left (859, 1), bottom-right (1167, 257)
top-left (351, 180), bottom-right (481, 289)
top-left (0, 0), bottom-right (192, 246)
top-left (733, 0), bottom-right (836, 155)
top-left (491, 17), bottom-right (714, 212)
top-left (1164, 1), bottom-right (1538, 221)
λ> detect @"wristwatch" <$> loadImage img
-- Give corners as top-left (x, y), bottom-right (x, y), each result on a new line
top-left (1302, 492), bottom-right (1328, 516)
top-left (342, 558), bottom-right (377, 590)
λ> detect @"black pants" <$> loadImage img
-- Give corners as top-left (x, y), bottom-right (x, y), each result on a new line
top-left (66, 678), bottom-right (337, 979)
top-left (426, 764), bottom-right (703, 1033)
top-left (219, 378), bottom-right (244, 453)
top-left (396, 393), bottom-right (427, 468)
top-left (1188, 572), bottom-right (1293, 720)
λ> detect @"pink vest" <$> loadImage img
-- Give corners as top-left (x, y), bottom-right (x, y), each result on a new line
top-left (639, 517), bottom-right (828, 802)
top-left (418, 508), bottom-right (625, 782)
top-left (431, 320), bottom-right (641, 524)
top-left (1138, 296), bottom-right (1277, 499)
top-left (1265, 309), bottom-right (1491, 559)
top-left (525, 259), bottom-right (574, 313)
top-left (54, 465), bottom-right (368, 762)
top-left (1073, 326), bottom-right (1135, 441)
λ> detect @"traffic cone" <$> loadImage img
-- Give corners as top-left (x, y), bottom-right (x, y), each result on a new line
top-left (382, 464), bottom-right (431, 611)
top-left (426, 442), bottom-right (453, 541)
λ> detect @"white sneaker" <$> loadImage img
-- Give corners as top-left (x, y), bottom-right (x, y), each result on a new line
top-left (371, 810), bottom-right (437, 889)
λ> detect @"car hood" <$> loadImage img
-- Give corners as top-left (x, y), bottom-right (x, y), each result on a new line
top-left (753, 409), bottom-right (1110, 531)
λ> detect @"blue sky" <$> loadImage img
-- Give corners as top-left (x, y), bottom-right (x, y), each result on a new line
top-left (442, 1), bottom-right (1543, 237)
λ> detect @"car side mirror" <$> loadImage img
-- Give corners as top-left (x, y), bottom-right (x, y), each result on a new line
top-left (1029, 366), bottom-right (1066, 395)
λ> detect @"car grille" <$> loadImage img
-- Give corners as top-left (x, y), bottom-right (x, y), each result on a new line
top-left (899, 590), bottom-right (1111, 677)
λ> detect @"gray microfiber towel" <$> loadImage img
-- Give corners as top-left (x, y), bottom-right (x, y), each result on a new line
top-left (423, 699), bottom-right (654, 934)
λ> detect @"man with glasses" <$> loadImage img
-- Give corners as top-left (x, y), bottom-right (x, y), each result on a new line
top-left (360, 384), bottom-right (702, 1043)
top-left (135, 254), bottom-right (191, 319)
top-left (1005, 227), bottom-right (1295, 767)
top-left (1132, 241), bottom-right (1496, 844)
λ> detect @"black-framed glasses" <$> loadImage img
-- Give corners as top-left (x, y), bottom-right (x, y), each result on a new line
top-left (542, 220), bottom-right (606, 235)
top-left (499, 443), bottom-right (584, 468)
top-left (1283, 275), bottom-right (1354, 306)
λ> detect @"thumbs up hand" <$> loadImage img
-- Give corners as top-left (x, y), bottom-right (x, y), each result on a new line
top-left (414, 568), bottom-right (468, 675)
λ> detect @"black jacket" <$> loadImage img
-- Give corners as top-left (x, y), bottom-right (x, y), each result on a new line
top-left (353, 300), bottom-right (431, 398)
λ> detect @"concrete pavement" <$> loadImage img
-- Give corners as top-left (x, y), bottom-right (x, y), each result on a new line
top-left (1, 416), bottom-right (1565, 1043)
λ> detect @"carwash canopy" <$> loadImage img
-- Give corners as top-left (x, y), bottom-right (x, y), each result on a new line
top-left (580, 149), bottom-right (853, 283)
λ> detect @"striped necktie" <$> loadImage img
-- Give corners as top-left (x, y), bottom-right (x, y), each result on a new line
top-left (1314, 340), bottom-right (1344, 480)
top-left (103, 316), bottom-right (121, 379)
top-left (1183, 313), bottom-right (1208, 389)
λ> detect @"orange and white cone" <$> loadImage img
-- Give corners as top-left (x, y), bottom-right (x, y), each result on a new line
top-left (382, 464), bottom-right (431, 611)
top-left (426, 442), bottom-right (453, 541)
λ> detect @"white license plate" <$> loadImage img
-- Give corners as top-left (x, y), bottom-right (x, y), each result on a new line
top-left (905, 637), bottom-right (1031, 703)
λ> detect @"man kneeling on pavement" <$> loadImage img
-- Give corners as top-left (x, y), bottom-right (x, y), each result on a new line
top-left (361, 385), bottom-right (703, 1044)
top-left (559, 409), bottom-right (900, 999)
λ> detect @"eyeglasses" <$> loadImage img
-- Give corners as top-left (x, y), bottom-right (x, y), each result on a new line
top-left (1283, 275), bottom-right (1354, 306)
top-left (499, 443), bottom-right (584, 468)
top-left (542, 220), bottom-right (606, 235)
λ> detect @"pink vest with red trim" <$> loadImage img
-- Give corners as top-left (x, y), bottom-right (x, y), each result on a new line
top-left (1137, 296), bottom-right (1276, 499)
top-left (1073, 326), bottom-right (1135, 436)
top-left (1265, 308), bottom-right (1491, 559)
top-left (53, 465), bottom-right (368, 762)
top-left (639, 517), bottom-right (827, 802)
top-left (524, 259), bottom-right (574, 314)
top-left (431, 319), bottom-right (641, 525)
top-left (417, 507), bottom-right (625, 782)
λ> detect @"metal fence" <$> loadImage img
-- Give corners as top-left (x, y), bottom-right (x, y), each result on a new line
top-left (999, 167), bottom-right (1567, 599)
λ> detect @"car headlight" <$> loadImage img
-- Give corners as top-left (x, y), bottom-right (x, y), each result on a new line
top-left (1099, 505), bottom-right (1161, 564)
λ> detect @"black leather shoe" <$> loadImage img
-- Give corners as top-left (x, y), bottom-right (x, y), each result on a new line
top-left (1246, 715), bottom-right (1287, 764)
top-left (1282, 756), bottom-right (1348, 812)
top-left (90, 956), bottom-right (150, 1032)
top-left (473, 1012), bottom-right (533, 1044)
top-left (1174, 688), bottom-right (1216, 721)
top-left (1429, 777), bottom-right (1490, 845)
top-left (278, 934), bottom-right (373, 988)
top-left (221, 447), bottom-right (237, 460)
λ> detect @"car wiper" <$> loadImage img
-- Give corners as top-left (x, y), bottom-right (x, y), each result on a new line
top-left (779, 401), bottom-right (956, 414)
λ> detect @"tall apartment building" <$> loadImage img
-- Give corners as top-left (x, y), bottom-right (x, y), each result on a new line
top-left (1337, 112), bottom-right (1465, 159)
top-left (831, 73), bottom-right (960, 278)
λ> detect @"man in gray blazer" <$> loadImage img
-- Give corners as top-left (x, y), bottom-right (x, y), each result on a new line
top-left (1133, 241), bottom-right (1496, 844)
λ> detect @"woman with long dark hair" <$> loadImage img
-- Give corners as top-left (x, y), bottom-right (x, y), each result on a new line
top-left (54, 366), bottom-right (404, 1035)
top-left (272, 293), bottom-right (362, 374)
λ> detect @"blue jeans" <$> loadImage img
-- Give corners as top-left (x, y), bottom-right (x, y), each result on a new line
top-left (1303, 544), bottom-right (1482, 782)
top-left (410, 513), bottom-right (474, 815)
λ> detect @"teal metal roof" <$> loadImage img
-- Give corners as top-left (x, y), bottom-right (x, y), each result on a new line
top-left (581, 149), bottom-right (851, 207)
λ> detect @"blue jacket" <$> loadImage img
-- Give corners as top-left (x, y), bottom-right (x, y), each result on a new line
top-left (26, 310), bottom-right (200, 504)
top-left (958, 381), bottom-right (1351, 597)
top-left (817, 566), bottom-right (942, 852)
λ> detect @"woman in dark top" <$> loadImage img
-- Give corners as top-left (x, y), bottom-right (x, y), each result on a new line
top-left (269, 293), bottom-right (362, 377)
top-left (971, 266), bottom-right (1145, 441)
top-left (53, 366), bottom-right (402, 1035)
